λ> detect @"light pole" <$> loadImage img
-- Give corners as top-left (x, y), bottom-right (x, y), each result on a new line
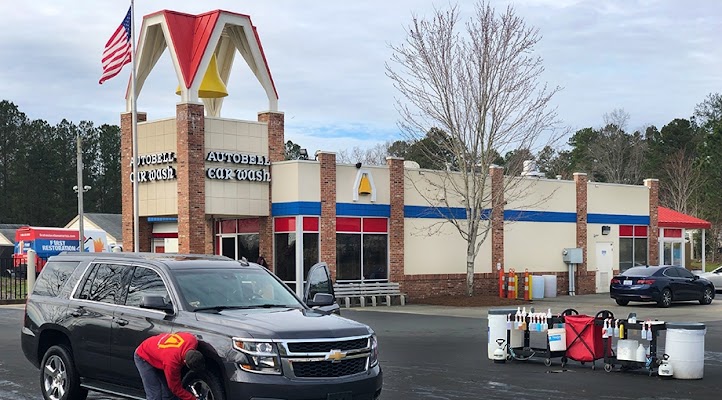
top-left (74, 133), bottom-right (91, 252)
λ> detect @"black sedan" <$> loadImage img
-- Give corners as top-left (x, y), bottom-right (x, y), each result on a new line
top-left (610, 265), bottom-right (715, 308)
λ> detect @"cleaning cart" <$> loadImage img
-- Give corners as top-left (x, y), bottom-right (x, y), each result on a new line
top-left (600, 313), bottom-right (667, 376)
top-left (563, 310), bottom-right (613, 370)
top-left (506, 308), bottom-right (577, 367)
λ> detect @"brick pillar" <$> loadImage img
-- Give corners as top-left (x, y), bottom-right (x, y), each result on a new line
top-left (645, 178), bottom-right (660, 265)
top-left (204, 217), bottom-right (214, 255)
top-left (176, 103), bottom-right (206, 254)
top-left (258, 112), bottom-right (285, 272)
top-left (319, 152), bottom-right (337, 278)
top-left (574, 172), bottom-right (590, 294)
top-left (490, 166), bottom-right (505, 276)
top-left (121, 111), bottom-right (151, 251)
top-left (387, 157), bottom-right (405, 283)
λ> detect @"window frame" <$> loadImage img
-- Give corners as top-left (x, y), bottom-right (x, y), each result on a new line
top-left (335, 217), bottom-right (389, 283)
top-left (122, 265), bottom-right (173, 310)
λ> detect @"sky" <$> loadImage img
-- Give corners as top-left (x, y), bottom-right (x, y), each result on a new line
top-left (1, 0), bottom-right (720, 155)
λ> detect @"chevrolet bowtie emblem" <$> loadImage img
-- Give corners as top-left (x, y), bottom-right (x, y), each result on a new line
top-left (325, 349), bottom-right (347, 362)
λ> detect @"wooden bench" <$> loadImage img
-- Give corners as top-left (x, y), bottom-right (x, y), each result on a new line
top-left (333, 282), bottom-right (406, 308)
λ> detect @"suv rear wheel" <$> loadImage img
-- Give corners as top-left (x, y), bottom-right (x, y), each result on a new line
top-left (183, 370), bottom-right (225, 400)
top-left (40, 345), bottom-right (87, 400)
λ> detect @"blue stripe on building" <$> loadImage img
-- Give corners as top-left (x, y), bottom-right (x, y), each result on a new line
top-left (272, 202), bottom-right (322, 216)
top-left (147, 217), bottom-right (178, 222)
top-left (337, 203), bottom-right (390, 217)
top-left (272, 202), bottom-right (649, 225)
top-left (588, 213), bottom-right (649, 225)
top-left (503, 210), bottom-right (577, 223)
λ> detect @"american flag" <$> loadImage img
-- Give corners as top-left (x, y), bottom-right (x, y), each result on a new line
top-left (99, 7), bottom-right (132, 84)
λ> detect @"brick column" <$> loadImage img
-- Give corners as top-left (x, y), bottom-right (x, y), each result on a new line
top-left (258, 112), bottom-right (285, 272)
top-left (490, 166), bottom-right (505, 276)
top-left (176, 103), bottom-right (206, 254)
top-left (121, 111), bottom-right (151, 251)
top-left (574, 172), bottom-right (591, 294)
top-left (319, 152), bottom-right (337, 278)
top-left (204, 217), bottom-right (214, 255)
top-left (645, 178), bottom-right (660, 265)
top-left (387, 157), bottom-right (405, 283)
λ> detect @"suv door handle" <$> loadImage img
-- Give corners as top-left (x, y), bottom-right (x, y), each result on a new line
top-left (115, 318), bottom-right (129, 326)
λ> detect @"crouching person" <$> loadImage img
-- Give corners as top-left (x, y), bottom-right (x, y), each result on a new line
top-left (134, 332), bottom-right (205, 400)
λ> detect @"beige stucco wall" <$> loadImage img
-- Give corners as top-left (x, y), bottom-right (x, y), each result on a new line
top-left (404, 218), bottom-right (492, 274)
top-left (588, 182), bottom-right (649, 215)
top-left (504, 221), bottom-right (576, 272)
top-left (271, 161), bottom-right (321, 203)
top-left (336, 164), bottom-right (390, 205)
top-left (504, 177), bottom-right (576, 213)
top-left (205, 117), bottom-right (270, 216)
top-left (404, 168), bottom-right (488, 208)
top-left (138, 118), bottom-right (178, 216)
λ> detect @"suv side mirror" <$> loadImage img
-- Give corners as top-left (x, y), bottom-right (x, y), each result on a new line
top-left (140, 295), bottom-right (174, 313)
top-left (307, 293), bottom-right (334, 307)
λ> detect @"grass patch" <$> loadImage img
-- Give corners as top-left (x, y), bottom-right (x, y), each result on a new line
top-left (689, 260), bottom-right (722, 272)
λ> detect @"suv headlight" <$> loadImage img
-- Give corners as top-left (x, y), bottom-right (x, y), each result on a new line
top-left (369, 334), bottom-right (379, 367)
top-left (233, 339), bottom-right (282, 374)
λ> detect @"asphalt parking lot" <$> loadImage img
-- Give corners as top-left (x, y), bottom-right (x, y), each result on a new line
top-left (1, 294), bottom-right (721, 399)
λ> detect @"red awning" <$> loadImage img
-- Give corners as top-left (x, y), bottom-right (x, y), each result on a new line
top-left (658, 207), bottom-right (711, 229)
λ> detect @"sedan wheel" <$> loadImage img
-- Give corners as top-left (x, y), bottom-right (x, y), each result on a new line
top-left (700, 287), bottom-right (714, 305)
top-left (615, 299), bottom-right (629, 306)
top-left (658, 288), bottom-right (672, 308)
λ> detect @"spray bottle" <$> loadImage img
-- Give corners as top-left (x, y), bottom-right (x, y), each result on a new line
top-left (602, 319), bottom-right (609, 338)
top-left (613, 320), bottom-right (620, 338)
top-left (506, 314), bottom-right (512, 330)
top-left (619, 322), bottom-right (625, 339)
top-left (641, 323), bottom-right (647, 341)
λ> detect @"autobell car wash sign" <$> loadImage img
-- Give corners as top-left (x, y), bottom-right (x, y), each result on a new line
top-left (205, 151), bottom-right (271, 182)
top-left (129, 151), bottom-right (178, 183)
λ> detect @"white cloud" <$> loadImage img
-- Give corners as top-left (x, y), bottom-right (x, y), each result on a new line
top-left (0, 0), bottom-right (721, 152)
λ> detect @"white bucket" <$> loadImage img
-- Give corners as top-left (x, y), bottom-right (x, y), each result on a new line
top-left (665, 323), bottom-right (706, 379)
top-left (532, 275), bottom-right (545, 299)
top-left (548, 328), bottom-right (566, 352)
top-left (487, 308), bottom-right (523, 359)
top-left (543, 275), bottom-right (557, 298)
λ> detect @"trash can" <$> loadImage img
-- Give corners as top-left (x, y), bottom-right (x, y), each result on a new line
top-left (665, 322), bottom-right (706, 379)
top-left (532, 275), bottom-right (545, 299)
top-left (543, 275), bottom-right (557, 298)
top-left (487, 308), bottom-right (522, 359)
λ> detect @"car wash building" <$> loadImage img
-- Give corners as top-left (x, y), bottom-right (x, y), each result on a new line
top-left (121, 9), bottom-right (710, 300)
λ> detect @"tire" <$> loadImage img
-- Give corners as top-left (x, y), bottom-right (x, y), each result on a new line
top-left (700, 287), bottom-right (714, 305)
top-left (657, 288), bottom-right (672, 308)
top-left (182, 370), bottom-right (226, 400)
top-left (615, 299), bottom-right (629, 306)
top-left (39, 345), bottom-right (88, 400)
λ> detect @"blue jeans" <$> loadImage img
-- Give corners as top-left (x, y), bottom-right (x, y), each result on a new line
top-left (134, 352), bottom-right (178, 400)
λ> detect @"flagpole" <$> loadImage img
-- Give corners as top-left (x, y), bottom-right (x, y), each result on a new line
top-left (130, 0), bottom-right (140, 252)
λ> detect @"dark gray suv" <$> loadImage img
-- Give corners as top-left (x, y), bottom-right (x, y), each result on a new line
top-left (21, 252), bottom-right (382, 400)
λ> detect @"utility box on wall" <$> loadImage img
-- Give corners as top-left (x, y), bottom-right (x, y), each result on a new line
top-left (562, 248), bottom-right (583, 264)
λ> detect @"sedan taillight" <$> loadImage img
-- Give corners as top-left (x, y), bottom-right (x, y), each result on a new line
top-left (611, 278), bottom-right (621, 284)
top-left (637, 279), bottom-right (655, 285)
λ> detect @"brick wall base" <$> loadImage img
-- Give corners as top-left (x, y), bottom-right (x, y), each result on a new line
top-left (400, 270), bottom-right (598, 302)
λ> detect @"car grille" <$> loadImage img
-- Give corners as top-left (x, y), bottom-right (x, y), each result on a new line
top-left (287, 338), bottom-right (369, 353)
top-left (292, 358), bottom-right (367, 378)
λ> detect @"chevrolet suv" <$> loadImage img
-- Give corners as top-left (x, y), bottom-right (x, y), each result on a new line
top-left (21, 252), bottom-right (382, 400)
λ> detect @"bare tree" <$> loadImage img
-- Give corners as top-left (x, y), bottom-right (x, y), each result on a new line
top-left (588, 109), bottom-right (646, 184)
top-left (337, 142), bottom-right (391, 166)
top-left (386, 2), bottom-right (561, 296)
top-left (660, 149), bottom-right (703, 215)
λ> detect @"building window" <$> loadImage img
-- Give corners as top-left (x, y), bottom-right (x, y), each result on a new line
top-left (619, 225), bottom-right (648, 271)
top-left (273, 217), bottom-right (320, 287)
top-left (217, 219), bottom-right (259, 261)
top-left (336, 217), bottom-right (388, 282)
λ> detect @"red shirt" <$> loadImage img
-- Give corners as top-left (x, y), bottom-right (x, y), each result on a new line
top-left (136, 332), bottom-right (198, 400)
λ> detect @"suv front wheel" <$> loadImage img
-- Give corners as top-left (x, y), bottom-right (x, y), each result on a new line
top-left (183, 370), bottom-right (225, 400)
top-left (40, 345), bottom-right (88, 400)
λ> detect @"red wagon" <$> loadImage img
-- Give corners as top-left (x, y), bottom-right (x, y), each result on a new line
top-left (563, 310), bottom-right (614, 369)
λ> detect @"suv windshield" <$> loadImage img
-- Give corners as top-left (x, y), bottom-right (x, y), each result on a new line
top-left (173, 267), bottom-right (303, 311)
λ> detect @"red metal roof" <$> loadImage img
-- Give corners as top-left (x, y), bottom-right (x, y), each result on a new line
top-left (658, 206), bottom-right (711, 229)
